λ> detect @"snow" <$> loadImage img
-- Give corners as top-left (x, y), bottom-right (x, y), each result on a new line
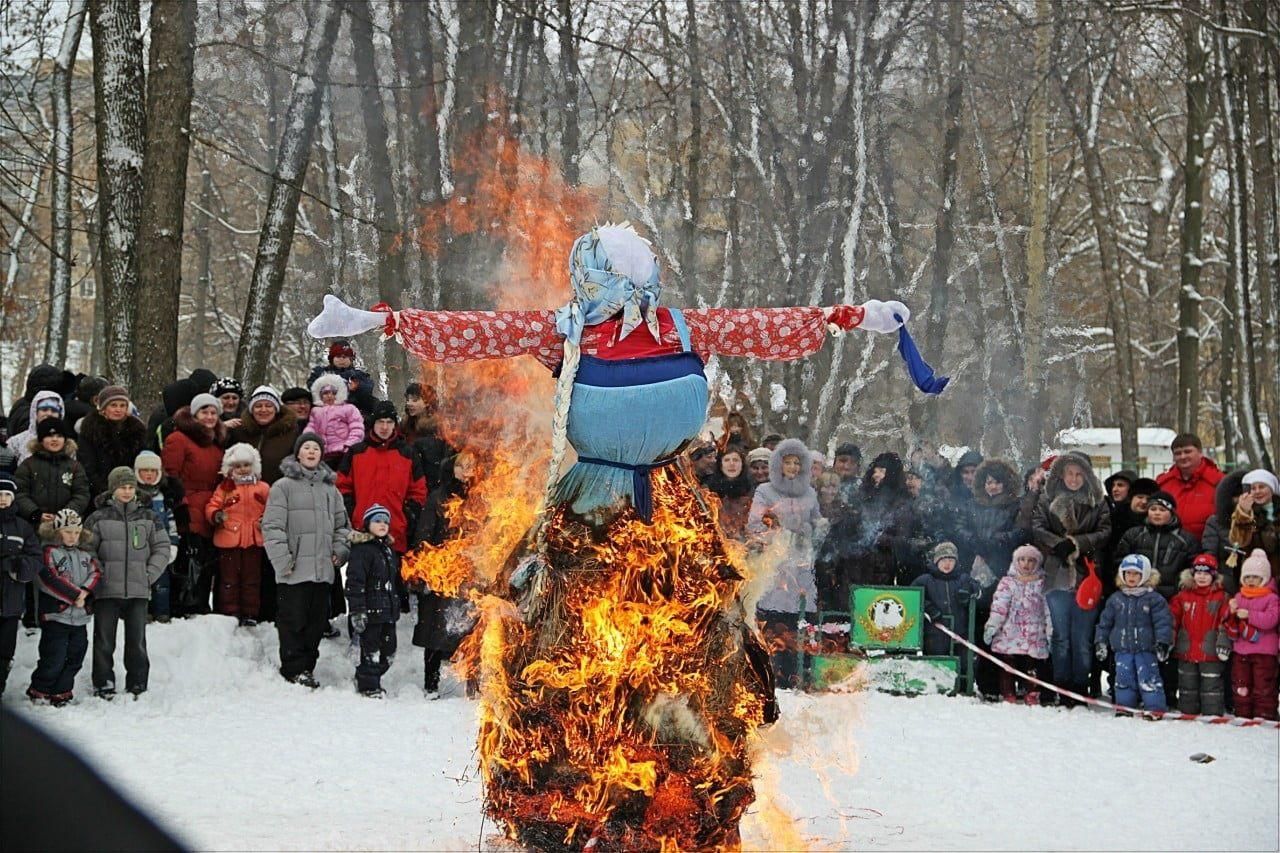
top-left (5, 617), bottom-right (1278, 851)
top-left (1057, 426), bottom-right (1178, 448)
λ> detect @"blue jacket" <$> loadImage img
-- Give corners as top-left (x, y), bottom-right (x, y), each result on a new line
top-left (1095, 588), bottom-right (1173, 653)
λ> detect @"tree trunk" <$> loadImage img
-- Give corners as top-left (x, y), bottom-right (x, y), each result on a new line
top-left (133, 0), bottom-right (197, 404)
top-left (400, 0), bottom-right (442, 306)
top-left (557, 0), bottom-right (581, 185)
top-left (348, 0), bottom-right (407, 394)
top-left (1176, 0), bottom-right (1210, 435)
top-left (44, 0), bottom-right (87, 366)
top-left (191, 168), bottom-right (212, 370)
top-left (681, 0), bottom-right (703, 293)
top-left (89, 0), bottom-right (148, 384)
top-left (234, 0), bottom-right (342, 388)
top-left (1022, 0), bottom-right (1052, 467)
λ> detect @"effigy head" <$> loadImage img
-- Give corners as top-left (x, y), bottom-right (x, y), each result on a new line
top-left (555, 222), bottom-right (661, 345)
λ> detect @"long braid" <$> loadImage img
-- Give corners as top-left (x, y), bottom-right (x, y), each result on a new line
top-left (535, 337), bottom-right (581, 546)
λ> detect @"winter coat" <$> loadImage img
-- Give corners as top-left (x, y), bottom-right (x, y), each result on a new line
top-left (964, 460), bottom-right (1027, 596)
top-left (1228, 497), bottom-right (1280, 586)
top-left (940, 450), bottom-right (984, 568)
top-left (1170, 577), bottom-right (1231, 663)
top-left (412, 469), bottom-right (475, 654)
top-left (336, 429), bottom-right (427, 554)
top-left (137, 478), bottom-right (184, 564)
top-left (36, 522), bottom-right (101, 627)
top-left (400, 412), bottom-right (453, 490)
top-left (161, 407), bottom-right (227, 538)
top-left (985, 567), bottom-right (1053, 659)
top-left (747, 439), bottom-right (825, 613)
top-left (307, 375), bottom-right (365, 456)
top-left (84, 494), bottom-right (170, 600)
top-left (1115, 517), bottom-right (1200, 600)
top-left (1030, 452), bottom-right (1112, 592)
top-left (5, 390), bottom-right (64, 466)
top-left (344, 532), bottom-right (400, 625)
top-left (911, 565), bottom-right (981, 646)
top-left (227, 408), bottom-right (299, 485)
top-left (707, 473), bottom-right (753, 542)
top-left (5, 365), bottom-right (86, 437)
top-left (0, 505), bottom-right (41, 619)
top-left (816, 453), bottom-right (915, 605)
top-left (205, 478), bottom-right (270, 549)
top-left (307, 363), bottom-right (377, 416)
top-left (1227, 588), bottom-right (1280, 657)
top-left (13, 438), bottom-right (90, 526)
top-left (77, 410), bottom-right (149, 498)
top-left (1155, 457), bottom-right (1224, 541)
top-left (1095, 584), bottom-right (1174, 654)
top-left (261, 456), bottom-right (351, 585)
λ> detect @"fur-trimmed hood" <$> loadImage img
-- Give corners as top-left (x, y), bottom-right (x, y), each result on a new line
top-left (1178, 568), bottom-right (1223, 590)
top-left (972, 459), bottom-right (1022, 507)
top-left (37, 519), bottom-right (94, 547)
top-left (1044, 451), bottom-right (1104, 507)
top-left (26, 436), bottom-right (78, 459)
top-left (1214, 468), bottom-right (1249, 528)
top-left (173, 405), bottom-right (227, 447)
top-left (310, 373), bottom-right (349, 405)
top-left (860, 451), bottom-right (908, 500)
top-left (348, 530), bottom-right (395, 546)
top-left (279, 455), bottom-right (337, 484)
top-left (768, 438), bottom-right (812, 498)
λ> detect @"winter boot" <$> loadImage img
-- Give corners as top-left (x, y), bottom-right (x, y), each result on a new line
top-left (94, 686), bottom-right (116, 701)
top-left (26, 687), bottom-right (51, 704)
top-left (322, 621), bottom-right (341, 640)
top-left (291, 671), bottom-right (319, 690)
top-left (359, 687), bottom-right (385, 699)
top-left (50, 692), bottom-right (73, 707)
top-left (999, 671), bottom-right (1017, 703)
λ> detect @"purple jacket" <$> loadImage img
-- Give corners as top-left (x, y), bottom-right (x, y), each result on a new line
top-left (1230, 589), bottom-right (1279, 656)
top-left (308, 375), bottom-right (366, 457)
top-left (985, 569), bottom-right (1053, 659)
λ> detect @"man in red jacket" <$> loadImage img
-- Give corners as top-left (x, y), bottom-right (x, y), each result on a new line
top-left (337, 402), bottom-right (427, 611)
top-left (1155, 433), bottom-right (1223, 541)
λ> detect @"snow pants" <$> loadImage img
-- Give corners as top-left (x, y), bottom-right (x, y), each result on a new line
top-left (1113, 650), bottom-right (1166, 712)
top-left (1047, 589), bottom-right (1098, 697)
top-left (216, 548), bottom-right (263, 619)
top-left (1231, 653), bottom-right (1279, 720)
top-left (30, 621), bottom-right (89, 696)
top-left (997, 653), bottom-right (1046, 697)
top-left (277, 581), bottom-right (330, 681)
top-left (0, 614), bottom-right (18, 695)
top-left (355, 622), bottom-right (396, 693)
top-left (1176, 659), bottom-right (1226, 715)
top-left (92, 598), bottom-right (149, 693)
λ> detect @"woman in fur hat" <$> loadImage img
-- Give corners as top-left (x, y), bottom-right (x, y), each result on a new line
top-left (161, 393), bottom-right (227, 615)
top-left (77, 385), bottom-right (148, 498)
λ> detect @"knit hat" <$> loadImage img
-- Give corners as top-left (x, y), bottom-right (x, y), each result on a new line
top-left (281, 387), bottom-right (313, 404)
top-left (1118, 554), bottom-right (1155, 587)
top-left (211, 377), bottom-right (244, 398)
top-left (1147, 490), bottom-right (1177, 512)
top-left (761, 433), bottom-right (784, 446)
top-left (1130, 478), bottom-right (1159, 497)
top-left (747, 447), bottom-right (772, 465)
top-left (97, 385), bottom-right (130, 410)
top-left (189, 393), bottom-right (220, 416)
top-left (1190, 553), bottom-right (1219, 574)
top-left (108, 466), bottom-right (137, 492)
top-left (0, 477), bottom-right (14, 498)
top-left (294, 432), bottom-right (325, 456)
top-left (34, 396), bottom-right (63, 414)
top-left (931, 541), bottom-right (959, 565)
top-left (52, 508), bottom-right (82, 530)
top-left (371, 400), bottom-right (398, 423)
top-left (134, 450), bottom-right (163, 472)
top-left (1011, 543), bottom-right (1043, 570)
top-left (36, 417), bottom-right (66, 441)
top-left (362, 503), bottom-right (391, 530)
top-left (329, 339), bottom-right (356, 360)
top-left (248, 385), bottom-right (282, 412)
top-left (1241, 549), bottom-right (1272, 584)
top-left (1241, 469), bottom-right (1280, 496)
top-left (834, 442), bottom-right (861, 461)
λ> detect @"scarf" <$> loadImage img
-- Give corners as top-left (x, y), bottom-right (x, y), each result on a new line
top-left (1239, 585), bottom-right (1273, 599)
top-left (553, 227), bottom-right (661, 347)
top-left (233, 474), bottom-right (258, 486)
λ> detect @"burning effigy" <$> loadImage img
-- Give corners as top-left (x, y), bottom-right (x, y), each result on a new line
top-left (308, 223), bottom-right (942, 851)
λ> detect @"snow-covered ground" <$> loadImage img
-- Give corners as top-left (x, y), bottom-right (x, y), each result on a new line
top-left (6, 616), bottom-right (1278, 851)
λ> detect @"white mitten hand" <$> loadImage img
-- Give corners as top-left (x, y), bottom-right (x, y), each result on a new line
top-left (307, 294), bottom-right (387, 339)
top-left (859, 299), bottom-right (910, 334)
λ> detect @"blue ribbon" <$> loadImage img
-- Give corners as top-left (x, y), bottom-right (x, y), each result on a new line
top-left (894, 314), bottom-right (950, 395)
top-left (575, 455), bottom-right (681, 523)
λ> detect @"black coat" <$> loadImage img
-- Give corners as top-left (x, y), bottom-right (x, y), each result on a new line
top-left (815, 484), bottom-right (915, 606)
top-left (344, 533), bottom-right (401, 625)
top-left (13, 439), bottom-right (91, 526)
top-left (1115, 519), bottom-right (1199, 600)
top-left (77, 411), bottom-right (149, 498)
top-left (0, 506), bottom-right (41, 618)
top-left (307, 365), bottom-right (378, 416)
top-left (411, 470), bottom-right (474, 653)
top-left (911, 564), bottom-right (981, 648)
top-left (6, 366), bottom-right (88, 438)
top-left (963, 460), bottom-right (1027, 595)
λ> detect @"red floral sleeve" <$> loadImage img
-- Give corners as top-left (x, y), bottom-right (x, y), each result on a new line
top-left (393, 309), bottom-right (563, 368)
top-left (682, 307), bottom-right (837, 361)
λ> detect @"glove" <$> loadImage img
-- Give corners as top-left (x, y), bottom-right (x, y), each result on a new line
top-left (1155, 642), bottom-right (1170, 663)
top-left (1095, 643), bottom-right (1108, 661)
top-left (982, 626), bottom-right (995, 645)
top-left (1052, 539), bottom-right (1076, 560)
top-left (1216, 644), bottom-right (1231, 662)
top-left (213, 511), bottom-right (227, 526)
top-left (350, 611), bottom-right (368, 635)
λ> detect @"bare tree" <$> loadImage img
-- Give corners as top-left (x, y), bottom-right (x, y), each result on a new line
top-left (1176, 0), bottom-right (1210, 434)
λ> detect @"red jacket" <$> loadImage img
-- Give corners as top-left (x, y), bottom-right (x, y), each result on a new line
top-left (162, 408), bottom-right (227, 538)
top-left (336, 431), bottom-right (426, 554)
top-left (1170, 582), bottom-right (1230, 663)
top-left (1155, 458), bottom-right (1223, 541)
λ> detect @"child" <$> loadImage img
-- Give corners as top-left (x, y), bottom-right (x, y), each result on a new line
top-left (84, 467), bottom-right (170, 699)
top-left (983, 544), bottom-right (1053, 704)
top-left (29, 509), bottom-right (101, 705)
top-left (0, 477), bottom-right (41, 696)
top-left (1169, 553), bottom-right (1232, 715)
top-left (1095, 554), bottom-right (1174, 713)
top-left (307, 374), bottom-right (365, 468)
top-left (134, 450), bottom-right (185, 623)
top-left (345, 504), bottom-right (400, 697)
top-left (1226, 549), bottom-right (1279, 720)
top-left (206, 444), bottom-right (270, 626)
top-left (308, 339), bottom-right (376, 416)
top-left (913, 541), bottom-right (982, 659)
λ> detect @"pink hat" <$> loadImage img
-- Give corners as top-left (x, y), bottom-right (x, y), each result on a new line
top-left (1011, 544), bottom-right (1043, 572)
top-left (1240, 549), bottom-right (1272, 585)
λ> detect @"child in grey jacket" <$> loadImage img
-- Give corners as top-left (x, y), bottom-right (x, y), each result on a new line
top-left (29, 509), bottom-right (102, 704)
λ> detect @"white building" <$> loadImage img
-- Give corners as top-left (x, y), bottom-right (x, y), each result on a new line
top-left (1053, 427), bottom-right (1179, 478)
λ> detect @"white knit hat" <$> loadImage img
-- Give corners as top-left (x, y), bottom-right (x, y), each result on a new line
top-left (248, 385), bottom-right (282, 411)
top-left (1241, 469), bottom-right (1280, 496)
top-left (189, 393), bottom-right (220, 416)
top-left (1241, 549), bottom-right (1272, 585)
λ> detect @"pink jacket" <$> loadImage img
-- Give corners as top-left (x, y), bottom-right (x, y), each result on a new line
top-left (1229, 588), bottom-right (1280, 657)
top-left (985, 570), bottom-right (1053, 659)
top-left (308, 373), bottom-right (364, 456)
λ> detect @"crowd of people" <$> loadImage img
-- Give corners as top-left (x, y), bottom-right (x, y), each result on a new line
top-left (0, 341), bottom-right (1277, 720)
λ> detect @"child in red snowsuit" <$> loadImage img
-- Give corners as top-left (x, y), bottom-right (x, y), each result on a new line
top-left (1169, 554), bottom-right (1231, 715)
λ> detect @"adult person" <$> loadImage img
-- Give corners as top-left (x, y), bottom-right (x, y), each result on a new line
top-left (5, 365), bottom-right (87, 438)
top-left (307, 339), bottom-right (378, 417)
top-left (400, 382), bottom-right (451, 490)
top-left (1155, 433), bottom-right (1223, 541)
top-left (281, 387), bottom-right (314, 434)
top-left (718, 412), bottom-right (755, 454)
top-left (76, 386), bottom-right (149, 499)
top-left (706, 447), bottom-right (753, 540)
top-left (833, 442), bottom-right (862, 508)
top-left (161, 394), bottom-right (227, 615)
top-left (746, 447), bottom-right (772, 486)
top-left (146, 378), bottom-right (198, 453)
top-left (5, 391), bottom-right (65, 466)
top-left (1201, 470), bottom-right (1249, 592)
top-left (1228, 469), bottom-right (1280, 582)
top-left (942, 449), bottom-right (984, 570)
top-left (1031, 452), bottom-right (1111, 706)
top-left (227, 387), bottom-right (298, 485)
top-left (964, 459), bottom-right (1027, 698)
top-left (689, 444), bottom-right (718, 486)
top-left (210, 378), bottom-right (245, 429)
